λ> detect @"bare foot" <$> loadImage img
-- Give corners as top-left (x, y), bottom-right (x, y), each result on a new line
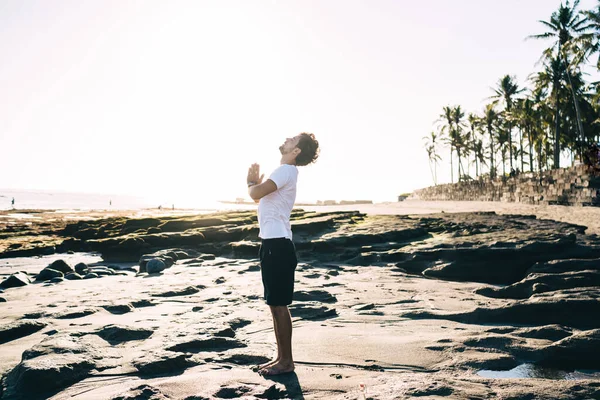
top-left (258, 361), bottom-right (295, 376)
top-left (253, 358), bottom-right (279, 372)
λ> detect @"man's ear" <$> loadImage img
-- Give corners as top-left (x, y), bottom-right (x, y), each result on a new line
top-left (293, 148), bottom-right (302, 156)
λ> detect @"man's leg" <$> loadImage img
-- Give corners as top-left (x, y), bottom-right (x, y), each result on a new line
top-left (259, 305), bottom-right (294, 375)
top-left (257, 311), bottom-right (282, 369)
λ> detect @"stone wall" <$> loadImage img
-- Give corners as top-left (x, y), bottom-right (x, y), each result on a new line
top-left (412, 165), bottom-right (600, 206)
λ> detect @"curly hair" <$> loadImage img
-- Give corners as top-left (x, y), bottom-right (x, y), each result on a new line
top-left (295, 133), bottom-right (320, 166)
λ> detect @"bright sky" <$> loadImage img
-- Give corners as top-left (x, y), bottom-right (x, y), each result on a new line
top-left (1, 0), bottom-right (598, 204)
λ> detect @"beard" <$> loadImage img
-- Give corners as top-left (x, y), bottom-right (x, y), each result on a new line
top-left (279, 144), bottom-right (285, 154)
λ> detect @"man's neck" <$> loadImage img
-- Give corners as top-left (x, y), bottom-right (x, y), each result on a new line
top-left (280, 156), bottom-right (296, 166)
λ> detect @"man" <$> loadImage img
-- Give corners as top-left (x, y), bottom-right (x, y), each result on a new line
top-left (247, 132), bottom-right (319, 376)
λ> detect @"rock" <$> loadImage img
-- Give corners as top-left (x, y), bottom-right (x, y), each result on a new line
top-left (214, 327), bottom-right (235, 338)
top-left (403, 290), bottom-right (600, 330)
top-left (1, 353), bottom-right (96, 399)
top-left (228, 318), bottom-right (252, 330)
top-left (133, 352), bottom-right (195, 376)
top-left (214, 386), bottom-right (253, 399)
top-left (289, 304), bottom-right (338, 320)
top-left (65, 272), bottom-right (83, 280)
top-left (139, 251), bottom-right (177, 273)
top-left (112, 384), bottom-right (170, 400)
top-left (74, 262), bottom-right (89, 274)
top-left (146, 259), bottom-right (167, 274)
top-left (88, 266), bottom-right (115, 276)
top-left (214, 277), bottom-right (226, 284)
top-left (0, 321), bottom-right (47, 344)
top-left (0, 272), bottom-right (31, 289)
top-left (48, 259), bottom-right (74, 274)
top-left (96, 325), bottom-right (153, 344)
top-left (220, 353), bottom-right (270, 365)
top-left (167, 336), bottom-right (247, 352)
top-left (49, 277), bottom-right (65, 284)
top-left (514, 325), bottom-right (573, 341)
top-left (152, 285), bottom-right (204, 297)
top-left (35, 268), bottom-right (64, 281)
top-left (147, 227), bottom-right (162, 234)
top-left (0, 297), bottom-right (6, 302)
top-left (538, 329), bottom-right (600, 369)
top-left (101, 304), bottom-right (134, 314)
top-left (54, 308), bottom-right (98, 319)
top-left (84, 272), bottom-right (99, 279)
top-left (131, 299), bottom-right (156, 308)
top-left (476, 270), bottom-right (600, 299)
top-left (22, 333), bottom-right (91, 359)
top-left (230, 241), bottom-right (260, 258)
top-left (294, 290), bottom-right (337, 303)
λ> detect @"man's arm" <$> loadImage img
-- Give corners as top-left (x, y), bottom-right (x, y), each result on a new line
top-left (248, 179), bottom-right (277, 201)
top-left (247, 163), bottom-right (277, 202)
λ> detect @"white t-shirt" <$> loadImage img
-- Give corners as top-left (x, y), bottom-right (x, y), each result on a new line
top-left (258, 164), bottom-right (298, 239)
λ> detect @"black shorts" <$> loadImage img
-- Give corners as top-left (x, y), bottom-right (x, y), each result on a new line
top-left (259, 238), bottom-right (298, 306)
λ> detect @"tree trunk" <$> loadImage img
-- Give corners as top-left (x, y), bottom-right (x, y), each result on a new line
top-left (450, 146), bottom-right (454, 184)
top-left (519, 127), bottom-right (524, 172)
top-left (528, 126), bottom-right (534, 173)
top-left (553, 80), bottom-right (561, 169)
top-left (564, 65), bottom-right (585, 161)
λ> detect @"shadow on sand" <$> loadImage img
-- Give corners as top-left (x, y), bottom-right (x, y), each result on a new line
top-left (262, 371), bottom-right (305, 400)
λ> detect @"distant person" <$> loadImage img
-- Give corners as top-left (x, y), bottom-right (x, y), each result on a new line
top-left (109, 199), bottom-right (112, 207)
top-left (247, 133), bottom-right (319, 376)
top-left (11, 197), bottom-right (14, 208)
top-left (172, 204), bottom-right (174, 210)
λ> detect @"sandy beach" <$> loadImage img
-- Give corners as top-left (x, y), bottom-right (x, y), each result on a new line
top-left (1, 201), bottom-right (599, 399)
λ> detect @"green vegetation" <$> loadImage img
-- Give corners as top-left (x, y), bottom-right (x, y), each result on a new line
top-left (425, 0), bottom-right (600, 184)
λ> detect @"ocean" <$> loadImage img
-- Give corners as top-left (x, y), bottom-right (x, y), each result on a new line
top-left (0, 189), bottom-right (246, 212)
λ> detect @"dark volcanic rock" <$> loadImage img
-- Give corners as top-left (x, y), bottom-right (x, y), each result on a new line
top-left (152, 285), bottom-right (204, 297)
top-left (101, 304), bottom-right (134, 314)
top-left (527, 258), bottom-right (600, 274)
top-left (167, 336), bottom-right (247, 353)
top-left (289, 304), bottom-right (338, 320)
top-left (228, 318), bottom-right (252, 330)
top-left (96, 325), bottom-right (153, 344)
top-left (133, 352), bottom-right (195, 375)
top-left (54, 308), bottom-right (98, 319)
top-left (0, 272), bottom-right (30, 289)
top-left (2, 354), bottom-right (95, 399)
top-left (146, 259), bottom-right (167, 274)
top-left (476, 270), bottom-right (600, 299)
top-left (294, 290), bottom-right (337, 303)
top-left (514, 325), bottom-right (573, 341)
top-left (538, 329), bottom-right (600, 369)
top-left (403, 289), bottom-right (600, 330)
top-left (84, 272), bottom-right (99, 279)
top-left (131, 299), bottom-right (156, 308)
top-left (47, 259), bottom-right (74, 274)
top-left (0, 321), bottom-right (46, 344)
top-left (65, 272), bottom-right (83, 280)
top-left (74, 262), bottom-right (89, 274)
top-left (112, 384), bottom-right (169, 400)
top-left (35, 268), bottom-right (64, 281)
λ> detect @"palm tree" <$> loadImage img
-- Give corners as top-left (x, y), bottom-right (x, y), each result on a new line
top-left (439, 106), bottom-right (455, 183)
top-left (466, 113), bottom-right (479, 177)
top-left (491, 75), bottom-right (523, 170)
top-left (529, 0), bottom-right (590, 167)
top-left (451, 106), bottom-right (466, 180)
top-left (482, 103), bottom-right (499, 178)
top-left (423, 131), bottom-right (442, 185)
top-left (496, 128), bottom-right (510, 177)
top-left (532, 56), bottom-right (566, 168)
top-left (580, 3), bottom-right (600, 70)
